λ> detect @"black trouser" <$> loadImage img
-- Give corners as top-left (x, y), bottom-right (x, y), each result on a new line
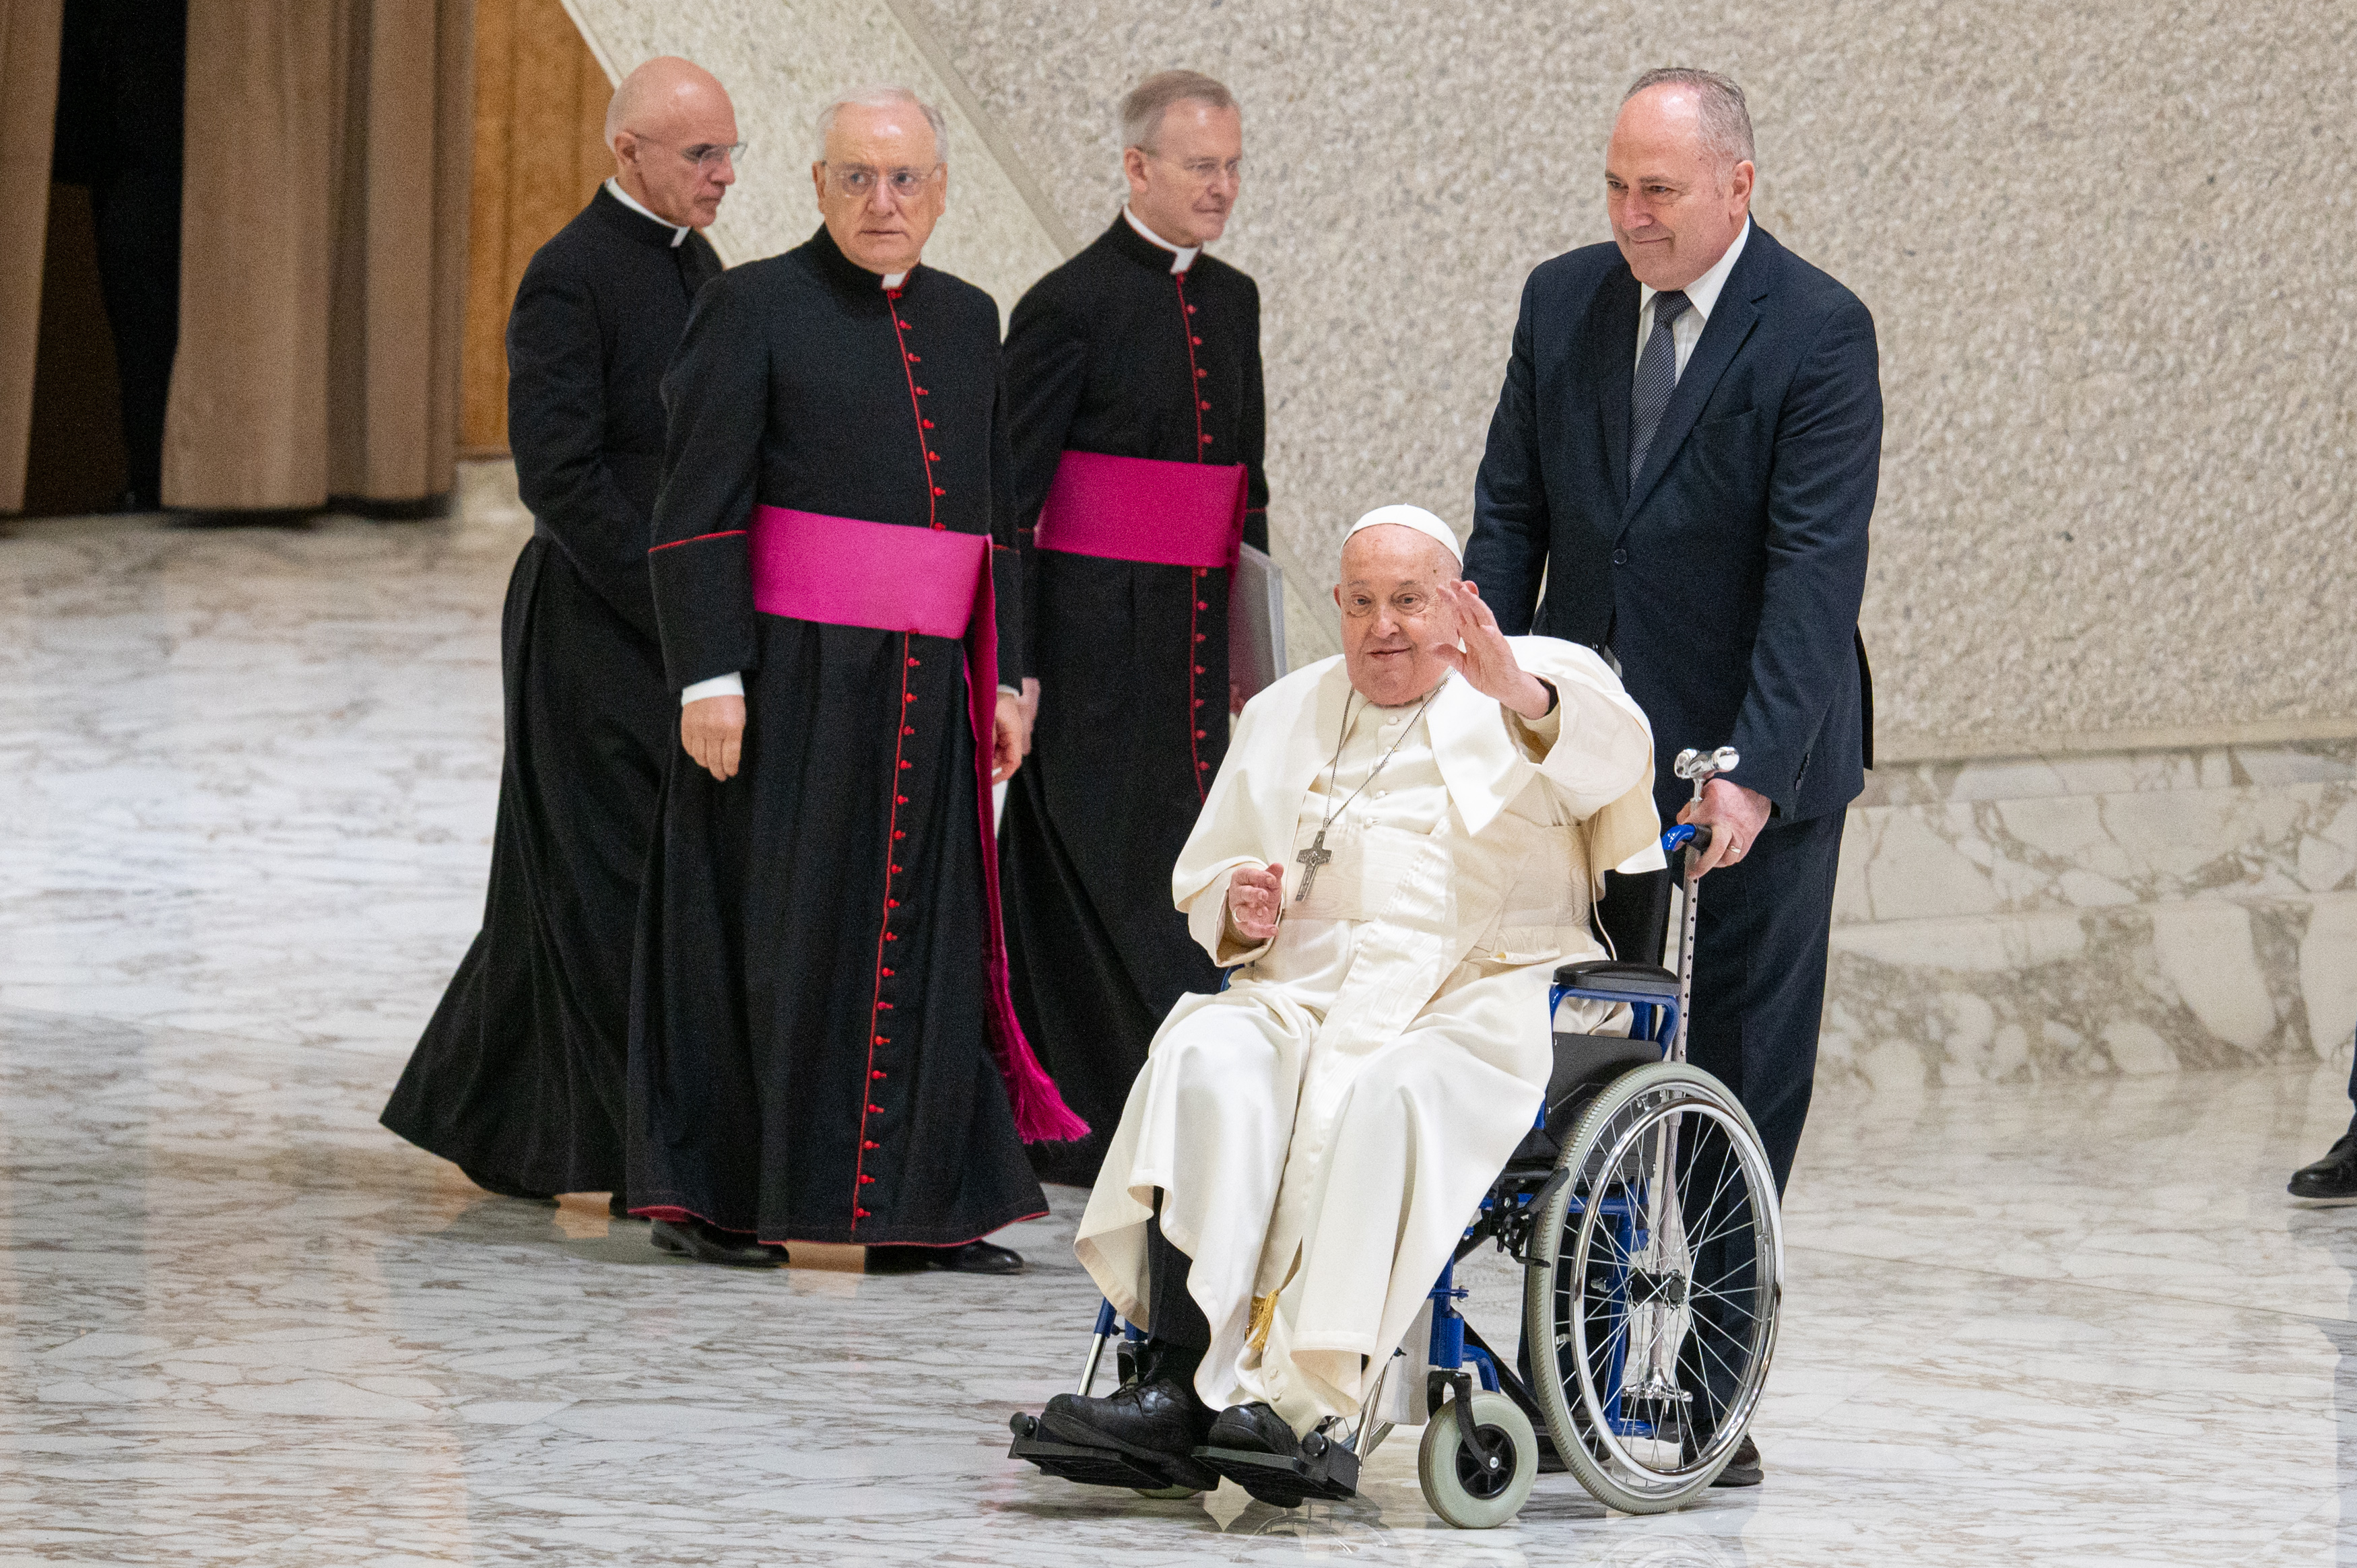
top-left (2344, 1033), bottom-right (2357, 1138)
top-left (1146, 1198), bottom-right (1211, 1351)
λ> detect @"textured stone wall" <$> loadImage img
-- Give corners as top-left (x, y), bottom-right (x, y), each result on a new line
top-left (558, 0), bottom-right (1066, 314)
top-left (594, 0), bottom-right (2356, 759)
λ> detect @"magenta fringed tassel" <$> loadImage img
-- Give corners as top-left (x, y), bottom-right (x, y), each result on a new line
top-left (1003, 1047), bottom-right (1091, 1145)
top-left (983, 984), bottom-right (1088, 1143)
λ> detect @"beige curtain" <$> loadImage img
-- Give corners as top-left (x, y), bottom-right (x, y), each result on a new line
top-left (0, 0), bottom-right (63, 514)
top-left (164, 0), bottom-right (473, 512)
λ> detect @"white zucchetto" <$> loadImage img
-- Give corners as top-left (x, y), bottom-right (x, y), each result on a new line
top-left (1344, 504), bottom-right (1463, 564)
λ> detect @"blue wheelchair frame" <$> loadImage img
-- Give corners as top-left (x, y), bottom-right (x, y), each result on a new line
top-left (1076, 823), bottom-right (1705, 1453)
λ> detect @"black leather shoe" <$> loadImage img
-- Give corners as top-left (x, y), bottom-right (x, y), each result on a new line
top-left (1711, 1433), bottom-right (1763, 1487)
top-left (1204, 1401), bottom-right (1302, 1460)
top-left (865, 1239), bottom-right (1024, 1274)
top-left (649, 1218), bottom-right (786, 1267)
top-left (1039, 1375), bottom-right (1219, 1490)
top-left (2291, 1134), bottom-right (2357, 1204)
top-left (1196, 1401), bottom-right (1359, 1505)
top-left (463, 1168), bottom-right (557, 1205)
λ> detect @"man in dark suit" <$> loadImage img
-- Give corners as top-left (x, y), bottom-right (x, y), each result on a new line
top-left (382, 58), bottom-right (734, 1231)
top-left (1467, 67), bottom-right (1880, 1484)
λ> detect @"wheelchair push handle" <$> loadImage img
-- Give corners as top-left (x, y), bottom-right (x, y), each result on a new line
top-left (1665, 744), bottom-right (1735, 1064)
top-left (1659, 822), bottom-right (1713, 861)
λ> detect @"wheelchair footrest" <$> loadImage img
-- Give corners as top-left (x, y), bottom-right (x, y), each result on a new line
top-left (1193, 1431), bottom-right (1360, 1507)
top-left (1008, 1412), bottom-right (1214, 1493)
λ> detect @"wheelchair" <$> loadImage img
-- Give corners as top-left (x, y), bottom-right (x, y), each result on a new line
top-left (1010, 747), bottom-right (1785, 1528)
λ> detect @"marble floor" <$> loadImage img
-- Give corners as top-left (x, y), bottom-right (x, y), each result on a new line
top-left (3, 479), bottom-right (2354, 1565)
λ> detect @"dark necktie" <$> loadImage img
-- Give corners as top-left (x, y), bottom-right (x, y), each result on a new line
top-left (1629, 289), bottom-right (1691, 487)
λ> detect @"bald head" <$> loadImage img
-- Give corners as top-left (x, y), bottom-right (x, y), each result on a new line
top-left (607, 57), bottom-right (739, 228)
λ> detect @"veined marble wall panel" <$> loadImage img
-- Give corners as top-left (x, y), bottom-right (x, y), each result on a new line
top-left (902, 0), bottom-right (2356, 758)
top-left (1823, 741), bottom-right (2357, 1091)
top-left (558, 0), bottom-right (1067, 314)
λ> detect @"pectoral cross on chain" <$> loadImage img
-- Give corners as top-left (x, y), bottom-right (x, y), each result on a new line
top-left (1294, 830), bottom-right (1332, 904)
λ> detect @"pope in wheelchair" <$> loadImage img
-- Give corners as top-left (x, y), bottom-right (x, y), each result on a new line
top-left (1015, 506), bottom-right (1746, 1518)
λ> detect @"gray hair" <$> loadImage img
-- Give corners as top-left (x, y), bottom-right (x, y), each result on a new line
top-left (1119, 69), bottom-right (1237, 152)
top-left (814, 84), bottom-right (948, 164)
top-left (1622, 67), bottom-right (1755, 174)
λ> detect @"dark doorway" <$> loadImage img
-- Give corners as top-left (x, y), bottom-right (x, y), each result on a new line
top-left (22, 0), bottom-right (187, 518)
top-left (23, 182), bottom-right (127, 516)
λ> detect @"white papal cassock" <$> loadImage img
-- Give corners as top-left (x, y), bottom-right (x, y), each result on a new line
top-left (1075, 637), bottom-right (1659, 1433)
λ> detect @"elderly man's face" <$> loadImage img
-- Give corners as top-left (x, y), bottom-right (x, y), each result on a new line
top-left (1605, 85), bottom-right (1753, 292)
top-left (1334, 525), bottom-right (1460, 708)
top-left (1123, 100), bottom-right (1243, 248)
top-left (612, 67), bottom-right (739, 229)
top-left (812, 104), bottom-right (948, 275)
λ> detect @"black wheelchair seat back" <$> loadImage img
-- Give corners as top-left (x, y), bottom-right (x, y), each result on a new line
top-left (1506, 868), bottom-right (1681, 1169)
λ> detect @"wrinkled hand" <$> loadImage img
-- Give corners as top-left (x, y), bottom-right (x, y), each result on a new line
top-left (992, 691), bottom-right (1025, 784)
top-left (1018, 677), bottom-right (1040, 759)
top-left (1430, 579), bottom-right (1552, 719)
top-left (1227, 861), bottom-right (1286, 942)
top-left (681, 694), bottom-right (745, 782)
top-left (1678, 778), bottom-right (1770, 876)
top-left (1230, 679), bottom-right (1247, 716)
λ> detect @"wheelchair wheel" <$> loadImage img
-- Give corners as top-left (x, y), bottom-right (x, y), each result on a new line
top-left (1417, 1389), bottom-right (1538, 1528)
top-left (1521, 1061), bottom-right (1783, 1514)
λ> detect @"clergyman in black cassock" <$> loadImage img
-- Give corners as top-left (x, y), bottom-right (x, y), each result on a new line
top-left (630, 90), bottom-right (1078, 1267)
top-left (382, 62), bottom-right (733, 1206)
top-left (998, 76), bottom-right (1267, 1187)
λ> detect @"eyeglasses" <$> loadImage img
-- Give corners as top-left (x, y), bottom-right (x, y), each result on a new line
top-left (1147, 151), bottom-right (1242, 186)
top-left (630, 135), bottom-right (745, 171)
top-left (822, 162), bottom-right (943, 199)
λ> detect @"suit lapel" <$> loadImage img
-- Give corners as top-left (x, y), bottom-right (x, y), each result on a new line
top-left (1622, 230), bottom-right (1774, 524)
top-left (1584, 269), bottom-right (1640, 512)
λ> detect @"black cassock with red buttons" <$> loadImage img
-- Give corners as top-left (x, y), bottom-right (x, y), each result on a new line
top-left (630, 225), bottom-right (1042, 1247)
top-left (997, 213), bottom-right (1269, 1187)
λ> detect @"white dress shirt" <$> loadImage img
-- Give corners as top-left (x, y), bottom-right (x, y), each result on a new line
top-left (1633, 217), bottom-right (1751, 382)
top-left (604, 178), bottom-right (690, 248)
top-left (1121, 203), bottom-right (1199, 274)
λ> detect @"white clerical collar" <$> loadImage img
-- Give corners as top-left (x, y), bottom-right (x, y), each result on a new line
top-left (605, 178), bottom-right (690, 247)
top-left (1639, 216), bottom-right (1749, 322)
top-left (1122, 204), bottom-right (1199, 273)
top-left (880, 271), bottom-right (908, 290)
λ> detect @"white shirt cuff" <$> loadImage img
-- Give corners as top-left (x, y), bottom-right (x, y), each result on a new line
top-left (999, 683), bottom-right (1020, 696)
top-left (681, 673), bottom-right (744, 707)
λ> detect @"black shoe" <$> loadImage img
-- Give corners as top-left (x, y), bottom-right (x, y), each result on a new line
top-left (1038, 1378), bottom-right (1219, 1491)
top-left (865, 1239), bottom-right (1024, 1274)
top-left (649, 1217), bottom-right (786, 1268)
top-left (1205, 1401), bottom-right (1301, 1460)
top-left (609, 1194), bottom-right (644, 1220)
top-left (1196, 1402), bottom-right (1358, 1506)
top-left (2291, 1134), bottom-right (2357, 1204)
top-left (462, 1168), bottom-right (557, 1205)
top-left (1711, 1433), bottom-right (1763, 1487)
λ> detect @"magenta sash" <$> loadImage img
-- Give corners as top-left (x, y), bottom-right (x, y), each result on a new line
top-left (746, 505), bottom-right (1086, 1145)
top-left (1034, 450), bottom-right (1246, 569)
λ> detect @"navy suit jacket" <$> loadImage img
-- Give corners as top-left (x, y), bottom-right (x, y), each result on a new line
top-left (1467, 224), bottom-right (1880, 825)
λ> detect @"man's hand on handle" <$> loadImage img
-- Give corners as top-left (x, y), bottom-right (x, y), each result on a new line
top-left (1227, 861), bottom-right (1286, 943)
top-left (682, 694), bottom-right (745, 781)
top-left (1430, 578), bottom-right (1553, 720)
top-left (993, 691), bottom-right (1025, 784)
top-left (1678, 778), bottom-right (1770, 875)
